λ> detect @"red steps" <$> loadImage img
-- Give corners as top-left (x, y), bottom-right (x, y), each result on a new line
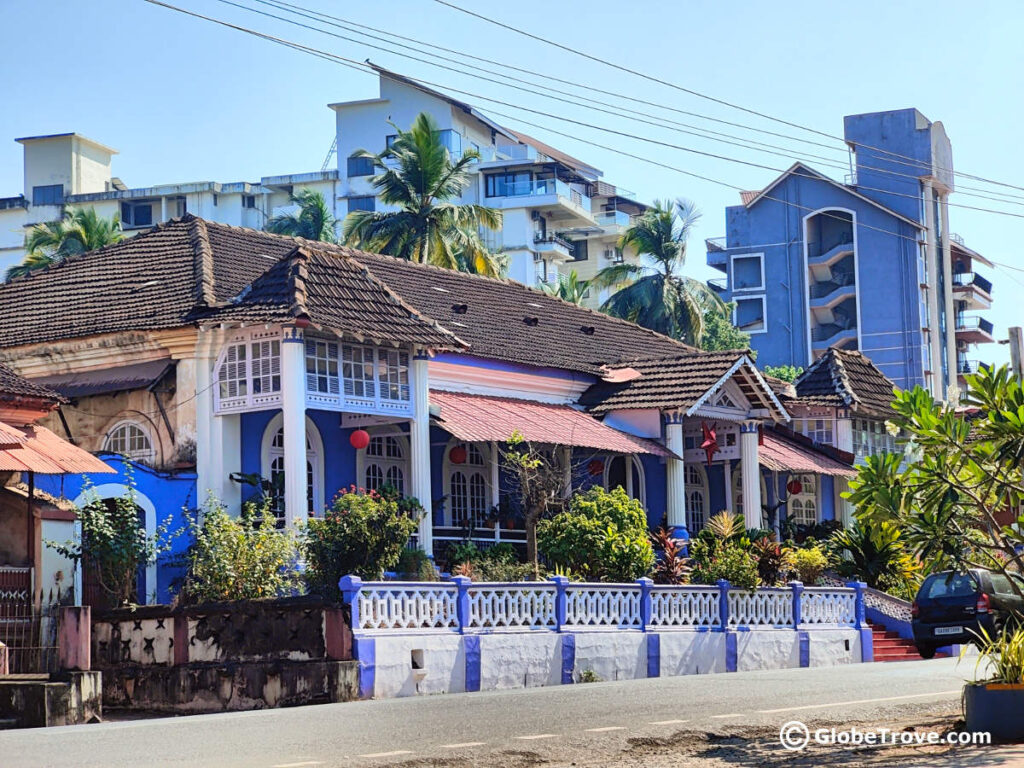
top-left (866, 620), bottom-right (949, 662)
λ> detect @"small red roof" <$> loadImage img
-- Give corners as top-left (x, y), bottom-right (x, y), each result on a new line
top-left (0, 421), bottom-right (114, 474)
top-left (759, 429), bottom-right (856, 477)
top-left (430, 390), bottom-right (674, 457)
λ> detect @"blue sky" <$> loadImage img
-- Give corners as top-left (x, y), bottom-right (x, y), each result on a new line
top-left (2, 0), bottom-right (1021, 365)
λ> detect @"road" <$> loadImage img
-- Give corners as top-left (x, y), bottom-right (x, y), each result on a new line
top-left (0, 657), bottom-right (988, 767)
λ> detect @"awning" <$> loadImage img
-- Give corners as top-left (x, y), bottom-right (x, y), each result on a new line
top-left (430, 389), bottom-right (674, 457)
top-left (0, 421), bottom-right (114, 474)
top-left (30, 359), bottom-right (174, 399)
top-left (759, 429), bottom-right (857, 477)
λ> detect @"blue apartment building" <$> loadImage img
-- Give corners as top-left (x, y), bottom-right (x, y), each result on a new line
top-left (707, 108), bottom-right (995, 398)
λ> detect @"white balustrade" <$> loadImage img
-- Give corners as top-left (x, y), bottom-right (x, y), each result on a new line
top-left (564, 585), bottom-right (642, 629)
top-left (800, 588), bottom-right (856, 626)
top-left (356, 583), bottom-right (459, 631)
top-left (728, 588), bottom-right (794, 627)
top-left (862, 586), bottom-right (913, 623)
top-left (467, 584), bottom-right (556, 630)
top-left (649, 587), bottom-right (721, 629)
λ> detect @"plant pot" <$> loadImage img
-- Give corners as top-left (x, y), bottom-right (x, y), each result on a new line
top-left (964, 682), bottom-right (1024, 741)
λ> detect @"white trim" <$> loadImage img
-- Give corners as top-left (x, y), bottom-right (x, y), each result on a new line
top-left (732, 294), bottom-right (767, 335)
top-left (685, 355), bottom-right (788, 422)
top-left (101, 419), bottom-right (156, 463)
top-left (442, 438), bottom-right (493, 528)
top-left (427, 359), bottom-right (590, 405)
top-left (72, 484), bottom-right (158, 605)
top-left (730, 252), bottom-right (765, 293)
top-left (260, 413), bottom-right (325, 519)
top-left (684, 462), bottom-right (708, 532)
top-left (786, 473), bottom-right (820, 526)
top-left (356, 425), bottom-right (410, 495)
top-left (802, 206), bottom-right (861, 363)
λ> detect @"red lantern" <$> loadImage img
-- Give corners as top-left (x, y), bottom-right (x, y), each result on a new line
top-left (786, 478), bottom-right (803, 496)
top-left (588, 459), bottom-right (605, 477)
top-left (449, 445), bottom-right (468, 465)
top-left (349, 429), bottom-right (371, 450)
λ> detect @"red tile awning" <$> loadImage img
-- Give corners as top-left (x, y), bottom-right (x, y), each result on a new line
top-left (0, 421), bottom-right (114, 474)
top-left (759, 429), bottom-right (857, 477)
top-left (430, 390), bottom-right (674, 457)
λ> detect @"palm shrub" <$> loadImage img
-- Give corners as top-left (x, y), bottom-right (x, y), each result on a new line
top-left (343, 112), bottom-right (502, 275)
top-left (537, 486), bottom-right (655, 582)
top-left (539, 270), bottom-right (590, 305)
top-left (688, 510), bottom-right (759, 589)
top-left (181, 498), bottom-right (299, 603)
top-left (303, 485), bottom-right (421, 599)
top-left (8, 206), bottom-right (123, 280)
top-left (828, 520), bottom-right (921, 599)
top-left (265, 189), bottom-right (338, 242)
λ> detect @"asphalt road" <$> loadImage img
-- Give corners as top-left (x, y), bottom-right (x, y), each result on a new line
top-left (2, 657), bottom-right (978, 768)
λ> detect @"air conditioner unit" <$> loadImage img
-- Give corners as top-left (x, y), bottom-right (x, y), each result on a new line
top-left (604, 248), bottom-right (624, 263)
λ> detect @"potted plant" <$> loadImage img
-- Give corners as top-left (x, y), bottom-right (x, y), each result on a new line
top-left (963, 626), bottom-right (1024, 741)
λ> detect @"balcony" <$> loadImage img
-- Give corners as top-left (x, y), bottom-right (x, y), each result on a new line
top-left (808, 241), bottom-right (855, 282)
top-left (706, 237), bottom-right (728, 271)
top-left (484, 178), bottom-right (593, 222)
top-left (957, 359), bottom-right (991, 375)
top-left (707, 277), bottom-right (728, 293)
top-left (955, 315), bottom-right (995, 344)
top-left (810, 283), bottom-right (857, 323)
top-left (0, 195), bottom-right (28, 211)
top-left (952, 271), bottom-right (993, 310)
top-left (593, 209), bottom-right (639, 235)
top-left (533, 233), bottom-right (573, 258)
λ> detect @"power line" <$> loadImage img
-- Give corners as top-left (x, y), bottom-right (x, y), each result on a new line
top-left (433, 0), bottom-right (1024, 197)
top-left (196, 0), bottom-right (1024, 219)
top-left (223, 0), bottom-right (1024, 209)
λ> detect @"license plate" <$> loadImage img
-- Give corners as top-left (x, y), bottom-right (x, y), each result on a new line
top-left (934, 626), bottom-right (963, 636)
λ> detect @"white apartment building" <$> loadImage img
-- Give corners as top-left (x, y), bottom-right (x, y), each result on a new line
top-left (0, 67), bottom-right (645, 308)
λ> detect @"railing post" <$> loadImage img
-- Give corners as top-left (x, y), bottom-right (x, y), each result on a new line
top-left (637, 578), bottom-right (653, 631)
top-left (452, 575), bottom-right (471, 635)
top-left (716, 579), bottom-right (731, 629)
top-left (846, 581), bottom-right (866, 628)
top-left (550, 575), bottom-right (568, 632)
top-left (338, 574), bottom-right (363, 630)
top-left (789, 580), bottom-right (804, 628)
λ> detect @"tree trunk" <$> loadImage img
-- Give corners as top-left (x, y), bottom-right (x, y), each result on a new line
top-left (526, 505), bottom-right (540, 579)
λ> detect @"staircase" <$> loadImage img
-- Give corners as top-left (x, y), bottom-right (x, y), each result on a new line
top-left (868, 620), bottom-right (948, 662)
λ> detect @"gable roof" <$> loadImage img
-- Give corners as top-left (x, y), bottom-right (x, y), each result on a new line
top-left (580, 351), bottom-right (787, 420)
top-left (0, 217), bottom-right (695, 376)
top-left (791, 347), bottom-right (898, 417)
top-left (0, 362), bottom-right (65, 405)
top-left (741, 162), bottom-right (923, 229)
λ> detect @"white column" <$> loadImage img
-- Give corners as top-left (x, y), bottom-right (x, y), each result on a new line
top-left (194, 329), bottom-right (217, 510)
top-left (664, 415), bottom-right (687, 538)
top-left (923, 181), bottom-right (943, 398)
top-left (739, 420), bottom-right (763, 529)
top-left (281, 325), bottom-right (308, 529)
top-left (160, 196), bottom-right (167, 222)
top-left (218, 413), bottom-right (242, 512)
top-left (410, 351), bottom-right (433, 556)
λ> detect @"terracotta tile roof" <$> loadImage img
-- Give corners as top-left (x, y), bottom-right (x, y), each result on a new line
top-left (792, 348), bottom-right (898, 417)
top-left (739, 190), bottom-right (760, 205)
top-left (0, 362), bottom-right (65, 404)
top-left (430, 389), bottom-right (673, 457)
top-left (0, 217), bottom-right (694, 376)
top-left (759, 426), bottom-right (856, 477)
top-left (579, 351), bottom-right (787, 419)
top-left (0, 421), bottom-right (114, 474)
top-left (30, 360), bottom-right (173, 399)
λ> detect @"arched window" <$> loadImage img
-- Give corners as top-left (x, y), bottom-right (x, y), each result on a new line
top-left (685, 463), bottom-right (708, 532)
top-left (787, 473), bottom-right (818, 527)
top-left (103, 421), bottom-right (154, 463)
top-left (360, 429), bottom-right (409, 495)
top-left (603, 455), bottom-right (647, 508)
top-left (261, 416), bottom-right (324, 525)
top-left (444, 441), bottom-right (491, 528)
top-left (732, 467), bottom-right (767, 521)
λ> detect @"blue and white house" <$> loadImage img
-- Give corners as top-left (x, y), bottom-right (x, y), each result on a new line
top-left (707, 108), bottom-right (995, 399)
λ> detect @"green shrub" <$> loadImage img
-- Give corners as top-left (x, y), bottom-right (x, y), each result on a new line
top-left (183, 498), bottom-right (299, 603)
top-left (303, 485), bottom-right (420, 599)
top-left (396, 547), bottom-right (438, 581)
top-left (448, 541), bottom-right (533, 581)
top-left (752, 536), bottom-right (793, 587)
top-left (689, 539), bottom-right (759, 590)
top-left (537, 486), bottom-right (655, 582)
top-left (828, 520), bottom-right (921, 598)
top-left (791, 545), bottom-right (829, 585)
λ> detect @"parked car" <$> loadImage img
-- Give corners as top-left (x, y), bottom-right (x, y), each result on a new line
top-left (911, 569), bottom-right (1024, 658)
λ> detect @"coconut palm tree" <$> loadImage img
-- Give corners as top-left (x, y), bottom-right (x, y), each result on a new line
top-left (539, 270), bottom-right (590, 305)
top-left (591, 198), bottom-right (725, 344)
top-left (265, 189), bottom-right (338, 242)
top-left (342, 113), bottom-right (502, 276)
top-left (6, 207), bottom-right (123, 280)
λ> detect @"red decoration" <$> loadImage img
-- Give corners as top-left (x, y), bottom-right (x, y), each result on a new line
top-left (786, 478), bottom-right (803, 496)
top-left (587, 459), bottom-right (605, 477)
top-left (449, 445), bottom-right (468, 465)
top-left (349, 429), bottom-right (371, 450)
top-left (700, 421), bottom-right (719, 467)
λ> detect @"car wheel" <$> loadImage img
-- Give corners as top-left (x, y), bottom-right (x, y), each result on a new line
top-left (917, 644), bottom-right (937, 659)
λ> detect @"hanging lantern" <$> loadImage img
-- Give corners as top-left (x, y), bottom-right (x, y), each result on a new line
top-left (786, 478), bottom-right (803, 496)
top-left (700, 421), bottom-right (719, 467)
top-left (349, 429), bottom-right (371, 450)
top-left (587, 459), bottom-right (605, 477)
top-left (449, 445), bottom-right (468, 465)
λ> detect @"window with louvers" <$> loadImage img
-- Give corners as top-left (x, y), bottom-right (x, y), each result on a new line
top-left (219, 344), bottom-right (248, 399)
top-left (305, 339), bottom-right (339, 394)
top-left (250, 340), bottom-right (281, 394)
top-left (342, 344), bottom-right (376, 399)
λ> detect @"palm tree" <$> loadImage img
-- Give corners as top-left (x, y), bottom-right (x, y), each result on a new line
top-left (591, 198), bottom-right (725, 344)
top-left (342, 113), bottom-right (502, 276)
top-left (6, 207), bottom-right (124, 280)
top-left (539, 270), bottom-right (590, 305)
top-left (265, 189), bottom-right (338, 242)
